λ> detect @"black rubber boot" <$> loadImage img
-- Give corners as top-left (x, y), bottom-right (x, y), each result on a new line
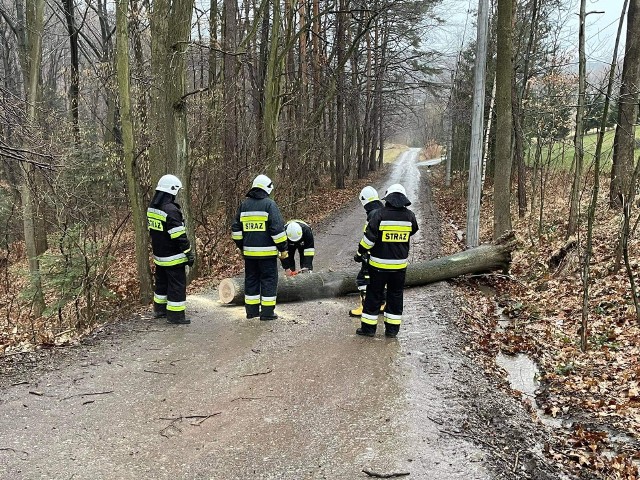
top-left (167, 310), bottom-right (190, 324)
top-left (260, 313), bottom-right (278, 321)
top-left (153, 303), bottom-right (167, 318)
top-left (384, 322), bottom-right (399, 338)
top-left (356, 322), bottom-right (376, 337)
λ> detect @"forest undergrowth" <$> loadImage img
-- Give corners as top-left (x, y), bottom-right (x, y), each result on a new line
top-left (431, 165), bottom-right (640, 479)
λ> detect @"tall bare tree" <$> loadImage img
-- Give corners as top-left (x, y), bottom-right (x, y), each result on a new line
top-left (493, 0), bottom-right (514, 239)
top-left (610, 0), bottom-right (640, 209)
top-left (116, 0), bottom-right (153, 302)
top-left (567, 0), bottom-right (587, 237)
top-left (20, 0), bottom-right (47, 315)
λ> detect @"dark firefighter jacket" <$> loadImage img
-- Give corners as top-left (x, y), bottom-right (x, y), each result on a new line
top-left (231, 188), bottom-right (288, 258)
top-left (281, 220), bottom-right (315, 270)
top-left (363, 200), bottom-right (384, 228)
top-left (147, 191), bottom-right (192, 266)
top-left (357, 192), bottom-right (418, 270)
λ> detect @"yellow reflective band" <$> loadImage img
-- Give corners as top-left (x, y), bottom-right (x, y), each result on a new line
top-left (147, 212), bottom-right (166, 221)
top-left (167, 304), bottom-right (186, 312)
top-left (261, 300), bottom-right (276, 306)
top-left (232, 234), bottom-right (243, 240)
top-left (170, 230), bottom-right (186, 239)
top-left (245, 298), bottom-right (261, 305)
top-left (379, 225), bottom-right (412, 231)
top-left (243, 250), bottom-right (278, 257)
top-left (360, 239), bottom-right (373, 250)
top-left (154, 258), bottom-right (187, 266)
top-left (368, 259), bottom-right (407, 269)
top-left (361, 316), bottom-right (378, 325)
top-left (273, 232), bottom-right (287, 244)
top-left (154, 295), bottom-right (167, 304)
top-left (241, 216), bottom-right (268, 222)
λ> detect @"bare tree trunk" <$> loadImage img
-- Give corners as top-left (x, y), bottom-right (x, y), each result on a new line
top-left (63, 0), bottom-right (79, 141)
top-left (493, 0), bottom-right (514, 240)
top-left (116, 0), bottom-right (153, 303)
top-left (334, 0), bottom-right (346, 189)
top-left (514, 0), bottom-right (538, 218)
top-left (220, 232), bottom-right (518, 304)
top-left (263, 0), bottom-right (283, 176)
top-left (567, 0), bottom-right (587, 237)
top-left (20, 0), bottom-right (47, 316)
top-left (610, 0), bottom-right (640, 209)
top-left (581, 0), bottom-right (627, 351)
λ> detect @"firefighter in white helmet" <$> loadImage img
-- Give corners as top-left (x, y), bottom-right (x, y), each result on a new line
top-left (280, 220), bottom-right (315, 276)
top-left (231, 174), bottom-right (288, 320)
top-left (354, 183), bottom-right (418, 338)
top-left (147, 174), bottom-right (194, 324)
top-left (349, 186), bottom-right (384, 316)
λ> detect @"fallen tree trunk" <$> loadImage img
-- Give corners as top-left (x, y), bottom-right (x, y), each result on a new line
top-left (219, 231), bottom-right (517, 305)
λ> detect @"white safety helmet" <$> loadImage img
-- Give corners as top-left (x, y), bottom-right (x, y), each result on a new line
top-left (384, 183), bottom-right (407, 198)
top-left (156, 174), bottom-right (183, 195)
top-left (359, 186), bottom-right (379, 207)
top-left (286, 222), bottom-right (303, 242)
top-left (252, 174), bottom-right (274, 194)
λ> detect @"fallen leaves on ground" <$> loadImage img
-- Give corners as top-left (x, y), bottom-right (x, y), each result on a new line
top-left (431, 167), bottom-right (640, 479)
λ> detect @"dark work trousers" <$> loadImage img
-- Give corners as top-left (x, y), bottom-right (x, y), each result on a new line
top-left (355, 264), bottom-right (370, 291)
top-left (154, 265), bottom-right (187, 320)
top-left (361, 267), bottom-right (406, 335)
top-left (244, 257), bottom-right (279, 317)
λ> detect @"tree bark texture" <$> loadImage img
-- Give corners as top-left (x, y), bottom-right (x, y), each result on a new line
top-left (20, 0), bottom-right (46, 315)
top-left (219, 232), bottom-right (518, 305)
top-left (493, 0), bottom-right (514, 240)
top-left (610, 0), bottom-right (640, 209)
top-left (116, 0), bottom-right (153, 303)
top-left (568, 0), bottom-right (587, 237)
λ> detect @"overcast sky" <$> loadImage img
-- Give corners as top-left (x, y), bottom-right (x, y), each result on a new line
top-left (429, 0), bottom-right (627, 70)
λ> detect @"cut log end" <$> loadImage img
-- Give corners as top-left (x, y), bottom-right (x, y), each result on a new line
top-left (219, 278), bottom-right (238, 304)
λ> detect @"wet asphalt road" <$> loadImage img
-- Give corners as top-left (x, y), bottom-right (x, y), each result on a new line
top-left (0, 149), bottom-right (495, 479)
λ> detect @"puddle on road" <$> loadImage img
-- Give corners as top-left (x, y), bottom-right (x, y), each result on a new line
top-left (479, 283), bottom-right (640, 469)
top-left (495, 352), bottom-right (538, 400)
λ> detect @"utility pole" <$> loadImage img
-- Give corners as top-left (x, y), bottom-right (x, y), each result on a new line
top-left (466, 0), bottom-right (490, 248)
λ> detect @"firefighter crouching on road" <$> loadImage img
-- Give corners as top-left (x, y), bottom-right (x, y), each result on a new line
top-left (350, 186), bottom-right (384, 317)
top-left (281, 220), bottom-right (314, 276)
top-left (147, 174), bottom-right (194, 324)
top-left (231, 174), bottom-right (288, 320)
top-left (354, 184), bottom-right (418, 338)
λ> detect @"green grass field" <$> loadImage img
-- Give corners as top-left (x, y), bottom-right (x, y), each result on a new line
top-left (529, 129), bottom-right (639, 171)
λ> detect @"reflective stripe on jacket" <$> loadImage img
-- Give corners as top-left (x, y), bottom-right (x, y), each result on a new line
top-left (147, 192), bottom-right (191, 266)
top-left (231, 188), bottom-right (287, 258)
top-left (357, 199), bottom-right (418, 270)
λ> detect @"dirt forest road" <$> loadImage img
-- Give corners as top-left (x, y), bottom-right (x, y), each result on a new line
top-left (0, 149), bottom-right (568, 480)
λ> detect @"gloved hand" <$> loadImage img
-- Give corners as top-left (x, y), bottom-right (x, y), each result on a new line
top-left (278, 250), bottom-right (289, 260)
top-left (354, 253), bottom-right (363, 263)
top-left (285, 269), bottom-right (298, 277)
top-left (186, 251), bottom-right (195, 267)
